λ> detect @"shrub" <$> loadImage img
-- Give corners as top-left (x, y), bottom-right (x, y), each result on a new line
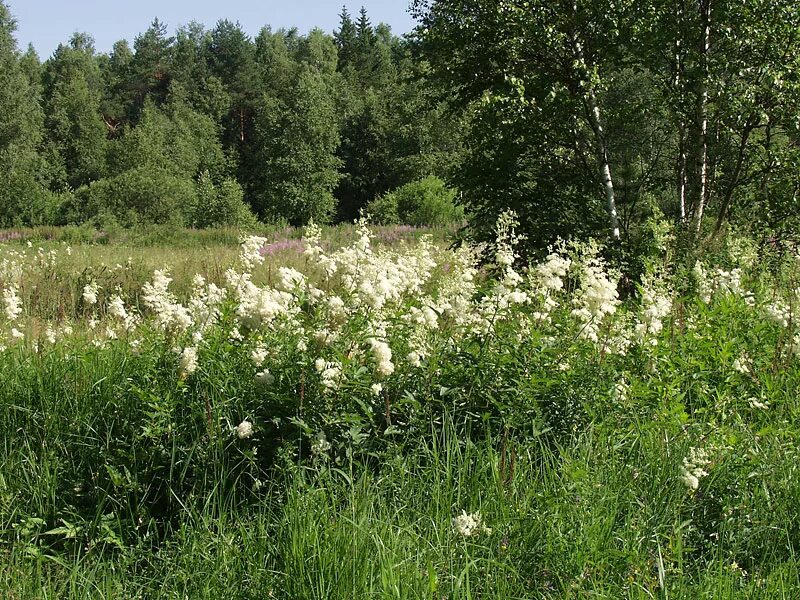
top-left (367, 176), bottom-right (464, 226)
top-left (190, 171), bottom-right (257, 229)
top-left (67, 167), bottom-right (197, 227)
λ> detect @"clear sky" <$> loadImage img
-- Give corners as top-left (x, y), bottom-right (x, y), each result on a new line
top-left (8, 0), bottom-right (417, 58)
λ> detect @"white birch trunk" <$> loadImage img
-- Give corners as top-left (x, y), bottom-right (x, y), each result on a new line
top-left (692, 0), bottom-right (711, 236)
top-left (586, 88), bottom-right (620, 240)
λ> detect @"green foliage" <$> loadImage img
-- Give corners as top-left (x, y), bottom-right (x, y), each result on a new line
top-left (42, 33), bottom-right (108, 190)
top-left (67, 166), bottom-right (196, 227)
top-left (2, 229), bottom-right (800, 596)
top-left (250, 66), bottom-right (342, 225)
top-left (367, 176), bottom-right (463, 226)
top-left (110, 93), bottom-right (227, 182)
top-left (189, 171), bottom-right (256, 229)
top-left (0, 1), bottom-right (52, 227)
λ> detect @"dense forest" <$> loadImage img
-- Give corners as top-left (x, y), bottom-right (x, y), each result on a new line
top-left (0, 3), bottom-right (463, 231)
top-left (2, 0), bottom-right (800, 253)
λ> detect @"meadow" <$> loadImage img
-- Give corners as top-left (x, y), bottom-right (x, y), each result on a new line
top-left (1, 217), bottom-right (800, 599)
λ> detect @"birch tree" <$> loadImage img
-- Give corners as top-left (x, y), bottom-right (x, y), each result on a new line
top-left (412, 0), bottom-right (633, 242)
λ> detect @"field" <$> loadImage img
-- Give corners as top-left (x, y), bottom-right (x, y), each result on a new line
top-left (1, 219), bottom-right (800, 599)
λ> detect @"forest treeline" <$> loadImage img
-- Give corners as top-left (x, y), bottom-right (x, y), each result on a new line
top-left (0, 3), bottom-right (463, 230)
top-left (2, 0), bottom-right (800, 254)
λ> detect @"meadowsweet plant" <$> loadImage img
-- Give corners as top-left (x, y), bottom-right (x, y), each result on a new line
top-left (3, 224), bottom-right (800, 596)
top-left (681, 446), bottom-right (712, 493)
top-left (452, 510), bottom-right (492, 538)
top-left (569, 244), bottom-right (620, 344)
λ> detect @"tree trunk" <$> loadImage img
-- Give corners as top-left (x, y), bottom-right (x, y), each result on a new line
top-left (691, 0), bottom-right (711, 237)
top-left (678, 128), bottom-right (687, 221)
top-left (675, 0), bottom-right (688, 223)
top-left (570, 2), bottom-right (620, 241)
top-left (585, 88), bottom-right (620, 240)
top-left (713, 121), bottom-right (755, 235)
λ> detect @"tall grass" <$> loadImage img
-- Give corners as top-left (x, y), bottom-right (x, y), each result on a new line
top-left (1, 223), bottom-right (799, 598)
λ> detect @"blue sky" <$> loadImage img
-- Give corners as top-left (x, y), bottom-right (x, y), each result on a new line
top-left (8, 0), bottom-right (417, 58)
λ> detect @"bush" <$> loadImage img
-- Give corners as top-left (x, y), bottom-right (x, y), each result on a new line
top-left (367, 176), bottom-right (464, 226)
top-left (0, 170), bottom-right (62, 227)
top-left (189, 171), bottom-right (257, 229)
top-left (67, 167), bottom-right (197, 227)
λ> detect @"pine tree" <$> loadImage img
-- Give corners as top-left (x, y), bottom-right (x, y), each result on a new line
top-left (334, 6), bottom-right (358, 71)
top-left (130, 19), bottom-right (174, 119)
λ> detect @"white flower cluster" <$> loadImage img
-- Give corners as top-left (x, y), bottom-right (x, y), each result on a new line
top-left (235, 419), bottom-right (254, 439)
top-left (680, 446), bottom-right (711, 492)
top-left (368, 337), bottom-right (395, 377)
top-left (188, 274), bottom-right (227, 331)
top-left (179, 346), bottom-right (198, 377)
top-left (634, 281), bottom-right (672, 346)
top-left (315, 358), bottom-right (342, 392)
top-left (571, 259), bottom-right (619, 343)
top-left (715, 268), bottom-right (745, 296)
top-left (765, 300), bottom-right (791, 328)
top-left (108, 295), bottom-right (139, 331)
top-left (531, 253), bottom-right (571, 322)
top-left (452, 510), bottom-right (492, 538)
top-left (692, 261), bottom-right (713, 304)
top-left (82, 281), bottom-right (100, 305)
top-left (226, 270), bottom-right (298, 331)
top-left (732, 354), bottom-right (751, 375)
top-left (142, 270), bottom-right (193, 332)
top-left (239, 235), bottom-right (267, 270)
top-left (3, 286), bottom-right (22, 322)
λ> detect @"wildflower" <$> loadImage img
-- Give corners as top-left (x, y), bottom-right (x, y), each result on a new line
top-left (142, 270), bottom-right (193, 332)
top-left (235, 420), bottom-right (254, 439)
top-left (571, 258), bottom-right (619, 343)
top-left (681, 447), bottom-right (711, 492)
top-left (407, 350), bottom-right (422, 368)
top-left (179, 347), bottom-right (198, 377)
top-left (634, 282), bottom-right (672, 346)
top-left (239, 235), bottom-right (268, 270)
top-left (276, 267), bottom-right (306, 292)
top-left (108, 295), bottom-right (128, 320)
top-left (371, 383), bottom-right (383, 396)
top-left (369, 338), bottom-right (394, 377)
top-left (10, 328), bottom-right (24, 340)
top-left (82, 281), bottom-right (100, 305)
top-left (251, 344), bottom-right (268, 367)
top-left (535, 253), bottom-right (571, 293)
top-left (732, 355), bottom-right (750, 375)
top-left (765, 301), bottom-right (791, 328)
top-left (3, 286), bottom-right (22, 322)
top-left (692, 261), bottom-right (713, 303)
top-left (452, 510), bottom-right (492, 537)
top-left (315, 358), bottom-right (342, 391)
top-left (255, 369), bottom-right (275, 388)
top-left (311, 433), bottom-right (332, 456)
